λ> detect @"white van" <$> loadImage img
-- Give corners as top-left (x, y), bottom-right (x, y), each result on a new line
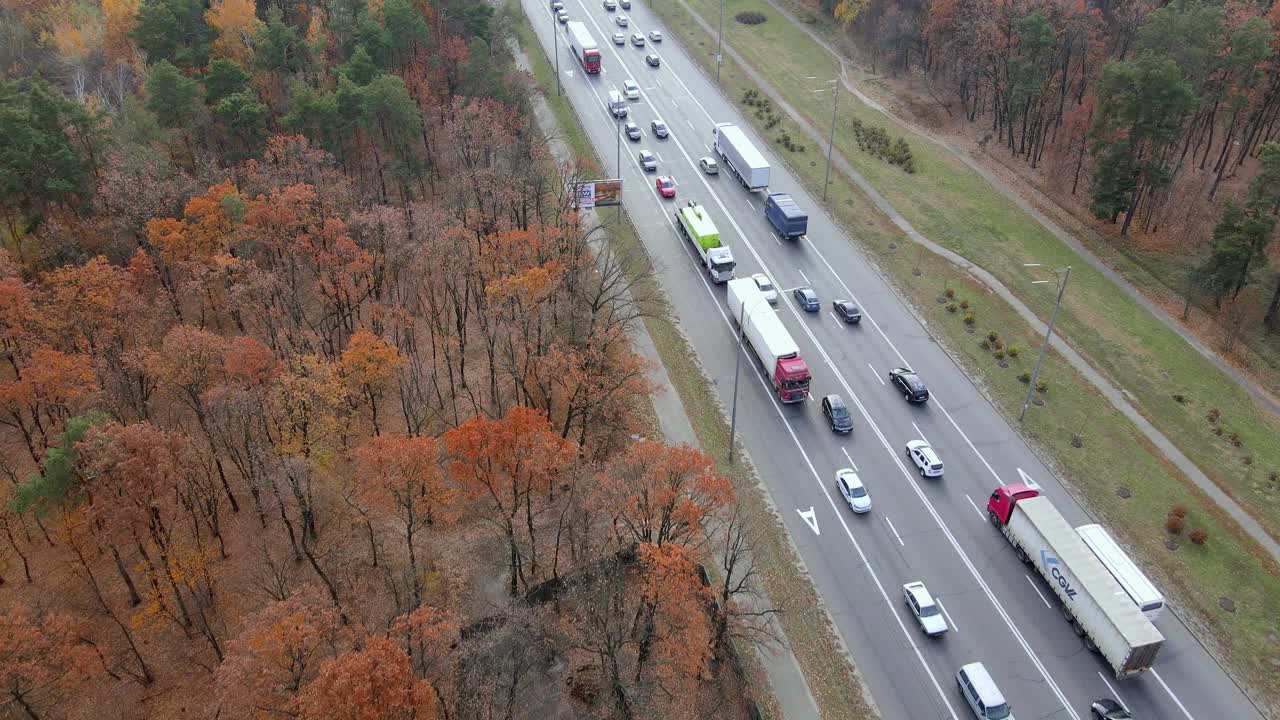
top-left (607, 90), bottom-right (628, 118)
top-left (1076, 523), bottom-right (1165, 621)
top-left (956, 663), bottom-right (1013, 720)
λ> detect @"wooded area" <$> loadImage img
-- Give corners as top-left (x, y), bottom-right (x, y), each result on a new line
top-left (829, 0), bottom-right (1280, 337)
top-left (0, 0), bottom-right (771, 717)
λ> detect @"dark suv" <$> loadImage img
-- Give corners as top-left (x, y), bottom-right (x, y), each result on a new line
top-left (889, 367), bottom-right (929, 403)
top-left (822, 394), bottom-right (853, 433)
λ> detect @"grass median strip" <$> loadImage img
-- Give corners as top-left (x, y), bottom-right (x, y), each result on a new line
top-left (512, 8), bottom-right (879, 719)
top-left (643, 0), bottom-right (1280, 709)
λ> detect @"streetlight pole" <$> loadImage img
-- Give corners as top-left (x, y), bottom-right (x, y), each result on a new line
top-left (554, 14), bottom-right (561, 96)
top-left (823, 77), bottom-right (838, 202)
top-left (728, 294), bottom-right (766, 464)
top-left (1019, 265), bottom-right (1071, 422)
top-left (716, 0), bottom-right (724, 83)
top-left (616, 120), bottom-right (622, 222)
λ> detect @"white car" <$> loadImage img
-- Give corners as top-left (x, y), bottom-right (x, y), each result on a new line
top-left (903, 582), bottom-right (949, 636)
top-left (648, 30), bottom-right (662, 41)
top-left (835, 469), bottom-right (871, 513)
top-left (699, 156), bottom-right (718, 174)
top-left (603, 0), bottom-right (616, 8)
top-left (615, 13), bottom-right (629, 26)
top-left (556, 8), bottom-right (568, 22)
top-left (906, 439), bottom-right (943, 478)
top-left (612, 32), bottom-right (626, 45)
top-left (751, 273), bottom-right (778, 304)
top-left (622, 79), bottom-right (640, 100)
top-left (631, 32), bottom-right (645, 46)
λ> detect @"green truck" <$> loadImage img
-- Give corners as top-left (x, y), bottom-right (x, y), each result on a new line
top-left (675, 201), bottom-right (736, 283)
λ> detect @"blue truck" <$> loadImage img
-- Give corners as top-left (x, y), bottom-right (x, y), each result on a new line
top-left (765, 193), bottom-right (808, 240)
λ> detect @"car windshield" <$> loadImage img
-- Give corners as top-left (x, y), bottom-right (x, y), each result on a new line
top-left (803, 290), bottom-right (815, 301)
top-left (986, 703), bottom-right (1011, 720)
top-left (907, 376), bottom-right (925, 391)
top-left (917, 601), bottom-right (939, 617)
top-left (711, 258), bottom-right (736, 272)
top-left (660, 179), bottom-right (673, 189)
top-left (756, 279), bottom-right (773, 290)
top-left (849, 485), bottom-right (866, 498)
top-left (831, 406), bottom-right (848, 420)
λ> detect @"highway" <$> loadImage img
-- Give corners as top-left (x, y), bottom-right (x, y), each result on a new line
top-left (522, 2), bottom-right (1261, 717)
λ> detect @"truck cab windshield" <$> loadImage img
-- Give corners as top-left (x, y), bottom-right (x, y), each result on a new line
top-left (986, 704), bottom-right (1011, 720)
top-left (712, 258), bottom-right (736, 273)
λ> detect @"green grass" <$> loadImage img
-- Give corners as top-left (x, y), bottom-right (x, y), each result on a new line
top-left (645, 0), bottom-right (1280, 709)
top-left (512, 7), bottom-right (878, 719)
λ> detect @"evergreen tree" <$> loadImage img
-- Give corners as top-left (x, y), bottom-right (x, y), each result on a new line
top-left (204, 57), bottom-right (250, 105)
top-left (145, 59), bottom-right (204, 128)
top-left (253, 6), bottom-right (304, 74)
top-left (1201, 202), bottom-right (1276, 305)
top-left (341, 45), bottom-right (379, 85)
top-left (131, 0), bottom-right (213, 68)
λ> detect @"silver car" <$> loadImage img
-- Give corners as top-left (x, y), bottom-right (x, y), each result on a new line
top-left (615, 13), bottom-right (629, 26)
top-left (638, 149), bottom-right (657, 171)
top-left (623, 79), bottom-right (640, 100)
top-left (648, 30), bottom-right (662, 41)
top-left (612, 32), bottom-right (626, 45)
top-left (699, 156), bottom-right (718, 174)
top-left (903, 581), bottom-right (949, 636)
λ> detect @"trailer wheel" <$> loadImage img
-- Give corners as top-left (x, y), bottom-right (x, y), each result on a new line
top-left (1083, 635), bottom-right (1099, 653)
top-left (1015, 546), bottom-right (1030, 564)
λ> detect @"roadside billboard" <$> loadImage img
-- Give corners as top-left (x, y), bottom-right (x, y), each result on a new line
top-left (568, 179), bottom-right (622, 208)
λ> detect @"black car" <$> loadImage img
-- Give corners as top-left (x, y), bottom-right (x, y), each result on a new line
top-left (889, 367), bottom-right (929, 403)
top-left (833, 299), bottom-right (861, 324)
top-left (1090, 699), bottom-right (1132, 720)
top-left (821, 394), bottom-right (853, 434)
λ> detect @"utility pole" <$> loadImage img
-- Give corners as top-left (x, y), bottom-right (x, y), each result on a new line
top-left (1020, 265), bottom-right (1071, 422)
top-left (823, 77), bottom-right (838, 201)
top-left (716, 0), bottom-right (724, 83)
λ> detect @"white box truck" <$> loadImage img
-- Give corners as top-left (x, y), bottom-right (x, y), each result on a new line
top-left (987, 484), bottom-right (1164, 678)
top-left (726, 278), bottom-right (811, 403)
top-left (712, 123), bottom-right (770, 191)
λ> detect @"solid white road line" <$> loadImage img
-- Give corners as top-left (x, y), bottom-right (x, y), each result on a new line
top-left (937, 598), bottom-right (958, 632)
top-left (884, 516), bottom-right (905, 546)
top-left (797, 268), bottom-right (810, 285)
top-left (1097, 673), bottom-right (1127, 712)
top-left (1025, 575), bottom-right (1052, 609)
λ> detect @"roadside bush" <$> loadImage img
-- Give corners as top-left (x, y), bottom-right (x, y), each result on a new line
top-left (1189, 528), bottom-right (1208, 545)
top-left (944, 288), bottom-right (956, 299)
top-left (959, 299), bottom-right (969, 310)
top-left (1035, 380), bottom-right (1048, 394)
top-left (735, 10), bottom-right (766, 24)
top-left (1228, 432), bottom-right (1242, 448)
top-left (1170, 504), bottom-right (1188, 518)
top-left (888, 137), bottom-right (916, 173)
top-left (994, 349), bottom-right (1006, 360)
top-left (1018, 371), bottom-right (1031, 383)
top-left (1243, 455), bottom-right (1254, 465)
top-left (979, 339), bottom-right (990, 350)
top-left (1207, 407), bottom-right (1220, 423)
top-left (742, 89), bottom-right (760, 105)
top-left (1007, 345), bottom-right (1020, 358)
top-left (946, 303), bottom-right (958, 313)
top-left (986, 331), bottom-right (999, 343)
top-left (849, 118), bottom-right (917, 173)
top-left (1165, 514), bottom-right (1185, 534)
top-left (1172, 393), bottom-right (1186, 403)
top-left (963, 313), bottom-right (976, 326)
top-left (1270, 471), bottom-right (1279, 483)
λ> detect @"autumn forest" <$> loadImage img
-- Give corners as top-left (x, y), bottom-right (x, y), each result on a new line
top-left (0, 0), bottom-right (771, 716)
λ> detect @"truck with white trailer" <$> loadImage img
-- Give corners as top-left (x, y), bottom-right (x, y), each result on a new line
top-left (566, 21), bottom-right (601, 74)
top-left (712, 123), bottom-right (770, 191)
top-left (727, 278), bottom-right (811, 403)
top-left (675, 201), bottom-right (735, 283)
top-left (1076, 523), bottom-right (1166, 621)
top-left (987, 484), bottom-right (1164, 678)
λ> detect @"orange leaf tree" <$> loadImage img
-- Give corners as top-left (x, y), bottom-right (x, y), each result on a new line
top-left (293, 635), bottom-right (439, 720)
top-left (352, 433), bottom-right (454, 607)
top-left (0, 602), bottom-right (93, 720)
top-left (340, 330), bottom-right (403, 436)
top-left (445, 406), bottom-right (575, 596)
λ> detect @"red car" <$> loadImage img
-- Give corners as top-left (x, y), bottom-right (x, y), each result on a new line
top-left (656, 176), bottom-right (676, 198)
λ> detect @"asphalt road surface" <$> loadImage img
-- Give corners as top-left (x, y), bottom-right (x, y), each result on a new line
top-left (523, 3), bottom-right (1262, 718)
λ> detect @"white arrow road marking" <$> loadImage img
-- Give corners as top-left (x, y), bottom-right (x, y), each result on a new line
top-left (797, 507), bottom-right (820, 535)
top-left (1016, 467), bottom-right (1038, 488)
top-left (565, 69), bottom-right (574, 78)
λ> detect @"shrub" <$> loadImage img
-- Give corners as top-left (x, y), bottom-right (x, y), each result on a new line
top-left (1018, 371), bottom-right (1031, 383)
top-left (992, 339), bottom-right (1003, 351)
top-left (986, 331), bottom-right (999, 343)
top-left (959, 299), bottom-right (969, 310)
top-left (963, 314), bottom-right (976, 326)
top-left (944, 288), bottom-right (956, 299)
top-left (979, 339), bottom-right (990, 350)
top-left (1007, 345), bottom-right (1020, 358)
top-left (1165, 514), bottom-right (1185, 534)
top-left (1207, 407), bottom-right (1220, 423)
top-left (735, 10), bottom-right (766, 24)
top-left (946, 303), bottom-right (958, 313)
top-left (888, 137), bottom-right (916, 173)
top-left (1035, 380), bottom-right (1048, 393)
top-left (1213, 427), bottom-right (1224, 436)
top-left (1189, 528), bottom-right (1208, 545)
top-left (1243, 455), bottom-right (1254, 465)
top-left (1172, 393), bottom-right (1185, 403)
top-left (1270, 471), bottom-right (1279, 483)
top-left (994, 349), bottom-right (1006, 360)
top-left (1169, 504), bottom-right (1187, 518)
top-left (1228, 432), bottom-right (1241, 447)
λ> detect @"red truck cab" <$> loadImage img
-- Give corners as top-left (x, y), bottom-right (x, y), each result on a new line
top-left (582, 48), bottom-right (601, 73)
top-left (776, 357), bottom-right (811, 403)
top-left (986, 483), bottom-right (1041, 525)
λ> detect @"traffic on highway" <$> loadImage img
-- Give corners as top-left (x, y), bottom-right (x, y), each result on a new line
top-left (524, 0), bottom-right (1261, 717)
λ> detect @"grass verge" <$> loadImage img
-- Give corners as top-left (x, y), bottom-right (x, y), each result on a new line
top-left (644, 0), bottom-right (1280, 710)
top-left (511, 7), bottom-right (878, 720)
